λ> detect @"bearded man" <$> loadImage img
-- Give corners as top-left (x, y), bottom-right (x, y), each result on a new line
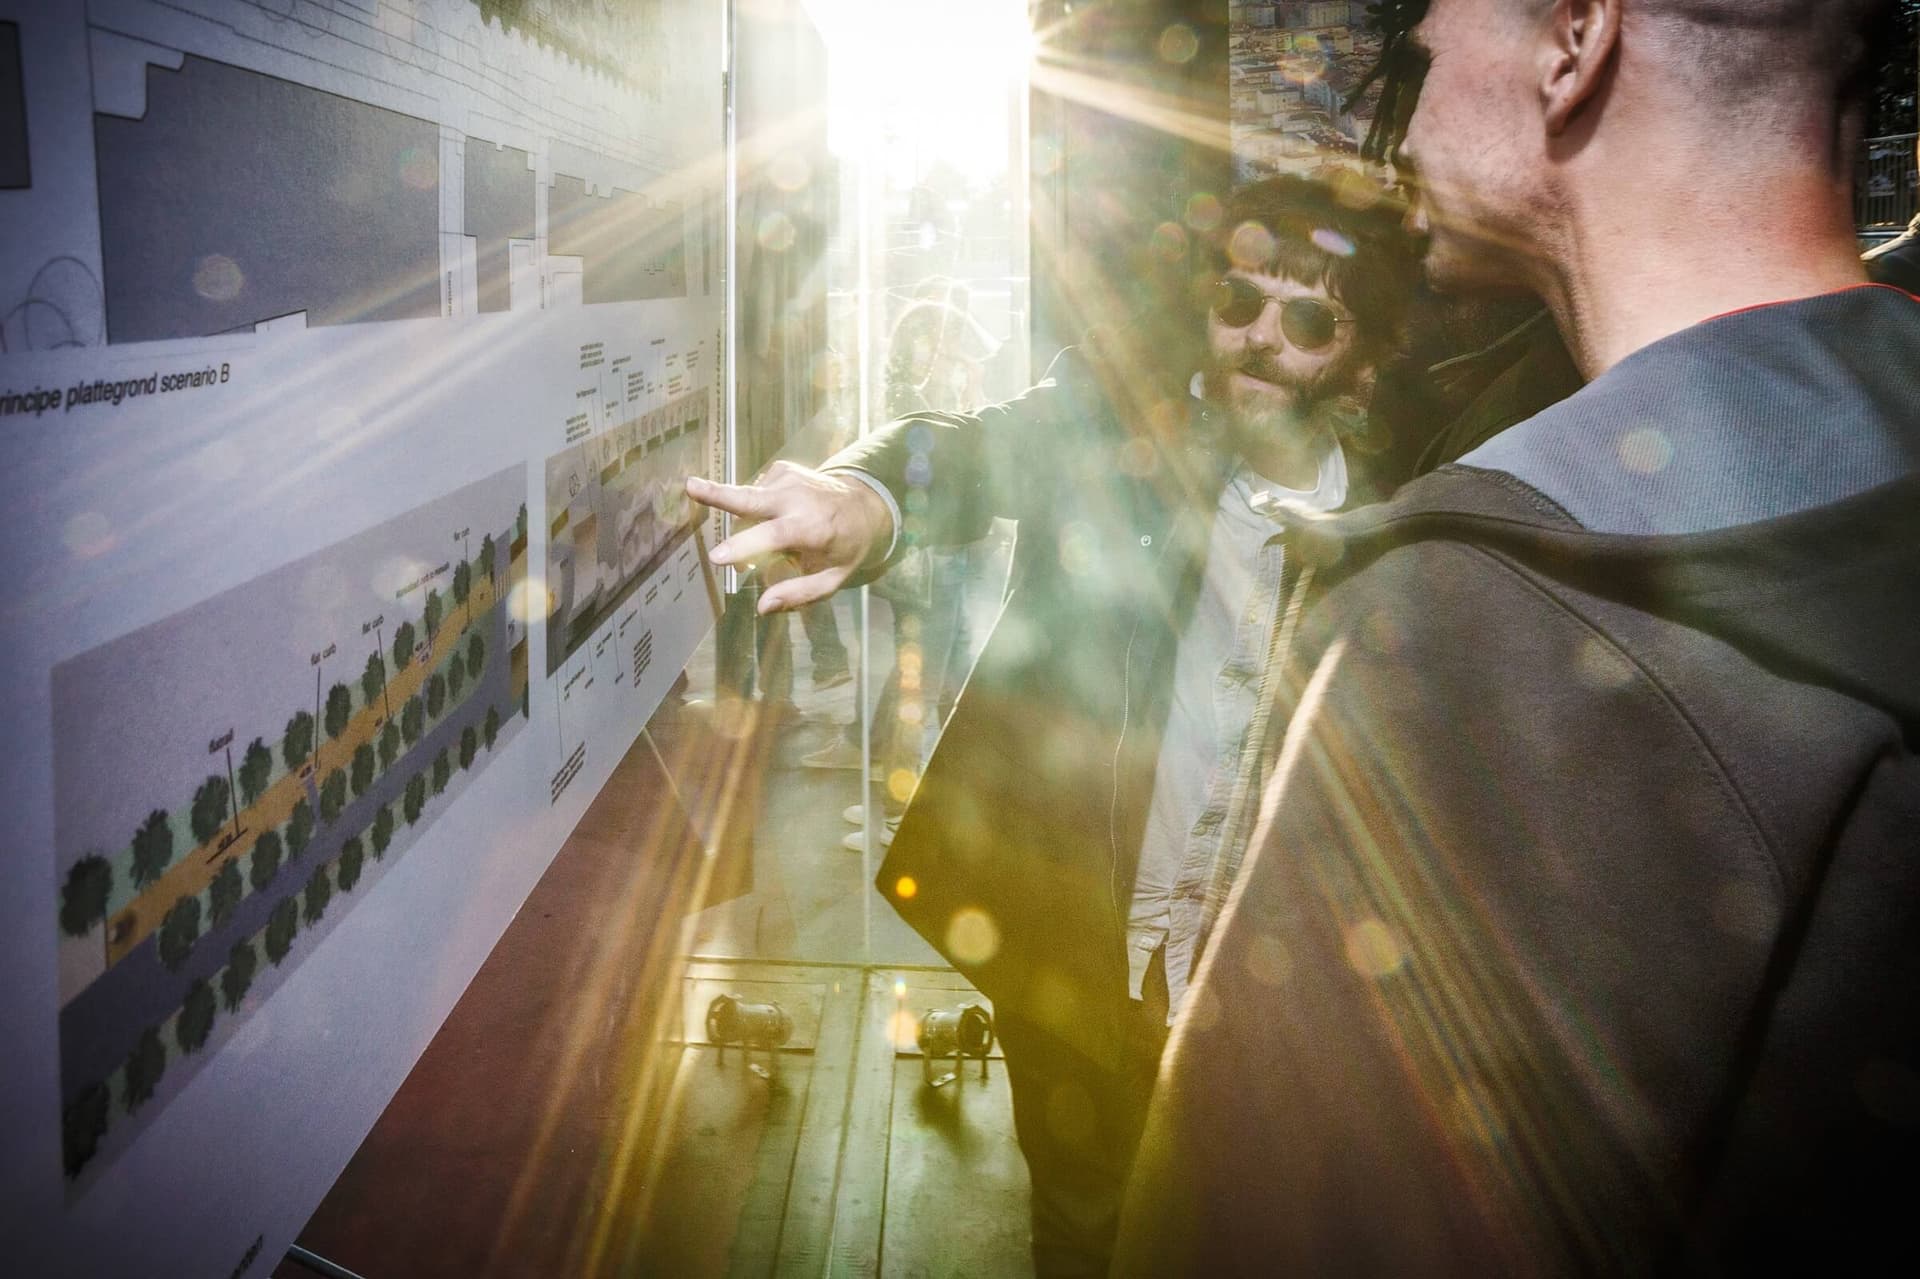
top-left (1116, 0), bottom-right (1920, 1273)
top-left (687, 173), bottom-right (1419, 1277)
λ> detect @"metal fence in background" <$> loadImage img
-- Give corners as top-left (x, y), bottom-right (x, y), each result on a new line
top-left (1858, 133), bottom-right (1918, 230)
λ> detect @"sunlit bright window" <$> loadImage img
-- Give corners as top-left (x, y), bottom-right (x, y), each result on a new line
top-left (800, 0), bottom-right (1035, 426)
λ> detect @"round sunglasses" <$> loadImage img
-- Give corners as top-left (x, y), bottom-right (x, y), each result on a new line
top-left (1210, 277), bottom-right (1353, 351)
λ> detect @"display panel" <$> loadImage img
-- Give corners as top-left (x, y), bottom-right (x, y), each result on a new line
top-left (0, 1), bottom-right (724, 1273)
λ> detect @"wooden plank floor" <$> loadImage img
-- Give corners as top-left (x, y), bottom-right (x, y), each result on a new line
top-left (281, 619), bottom-right (1033, 1276)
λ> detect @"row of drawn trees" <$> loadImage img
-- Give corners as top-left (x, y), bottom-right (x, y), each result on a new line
top-left (57, 527), bottom-right (511, 1174)
top-left (61, 691), bottom-right (508, 1179)
top-left (59, 605), bottom-right (492, 943)
top-left (389, 531), bottom-right (496, 676)
top-left (143, 633), bottom-right (493, 974)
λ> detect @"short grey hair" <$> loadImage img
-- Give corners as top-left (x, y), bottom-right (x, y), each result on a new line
top-left (1635, 0), bottom-right (1893, 111)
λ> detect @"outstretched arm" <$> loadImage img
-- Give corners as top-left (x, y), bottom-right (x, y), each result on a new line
top-left (689, 353), bottom-right (1101, 613)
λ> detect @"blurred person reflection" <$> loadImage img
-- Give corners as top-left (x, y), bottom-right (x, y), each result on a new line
top-left (687, 174), bottom-right (1420, 1277)
top-left (802, 292), bottom-right (1000, 853)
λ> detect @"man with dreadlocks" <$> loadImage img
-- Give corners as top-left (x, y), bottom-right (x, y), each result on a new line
top-left (1115, 0), bottom-right (1920, 1273)
top-left (688, 173), bottom-right (1419, 1275)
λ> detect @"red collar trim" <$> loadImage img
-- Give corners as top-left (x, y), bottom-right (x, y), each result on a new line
top-left (1704, 282), bottom-right (1920, 324)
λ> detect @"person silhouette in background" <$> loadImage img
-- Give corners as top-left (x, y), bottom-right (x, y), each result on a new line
top-left (801, 293), bottom-right (999, 853)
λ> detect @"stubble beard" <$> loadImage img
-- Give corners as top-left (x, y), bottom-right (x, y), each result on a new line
top-left (1219, 346), bottom-right (1368, 465)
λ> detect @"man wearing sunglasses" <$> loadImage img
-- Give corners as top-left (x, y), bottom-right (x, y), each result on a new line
top-left (1116, 0), bottom-right (1920, 1274)
top-left (687, 173), bottom-right (1417, 1276)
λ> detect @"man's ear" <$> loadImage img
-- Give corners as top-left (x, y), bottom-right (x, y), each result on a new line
top-left (1541, 0), bottom-right (1621, 136)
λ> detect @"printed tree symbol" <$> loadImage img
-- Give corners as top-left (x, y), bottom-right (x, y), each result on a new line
top-left (123, 1026), bottom-right (167, 1113)
top-left (250, 828), bottom-right (284, 891)
top-left (403, 773), bottom-right (427, 826)
top-left (324, 681), bottom-right (353, 740)
top-left (284, 710), bottom-right (315, 771)
top-left (350, 742), bottom-right (376, 797)
top-left (453, 557), bottom-right (472, 607)
top-left (157, 895), bottom-right (202, 971)
top-left (264, 897), bottom-right (299, 965)
top-left (302, 865), bottom-right (332, 926)
top-left (447, 656), bottom-right (466, 700)
top-left (189, 774), bottom-right (232, 846)
top-left (60, 854), bottom-right (113, 937)
top-left (286, 798), bottom-right (314, 856)
top-left (361, 652), bottom-right (386, 706)
top-left (338, 835), bottom-right (366, 892)
top-left (62, 1083), bottom-right (110, 1178)
top-left (177, 978), bottom-right (217, 1054)
top-left (238, 737), bottom-right (273, 806)
top-left (130, 809), bottom-right (175, 888)
top-left (319, 767), bottom-right (348, 824)
top-left (208, 860), bottom-right (243, 927)
top-left (480, 533), bottom-right (496, 584)
top-left (222, 939), bottom-right (258, 1011)
top-left (427, 672), bottom-right (448, 718)
top-left (459, 724), bottom-right (478, 770)
top-left (370, 804), bottom-right (396, 859)
top-left (467, 632), bottom-right (486, 679)
top-left (392, 620), bottom-right (417, 673)
top-left (484, 704), bottom-right (501, 750)
top-left (379, 721), bottom-right (401, 770)
top-left (431, 747), bottom-right (452, 796)
top-left (401, 696), bottom-right (425, 747)
top-left (424, 588), bottom-right (445, 642)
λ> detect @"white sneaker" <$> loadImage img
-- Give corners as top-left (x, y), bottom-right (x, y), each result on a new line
top-left (800, 739), bottom-right (865, 771)
top-left (844, 803), bottom-right (906, 826)
top-left (841, 819), bottom-right (898, 852)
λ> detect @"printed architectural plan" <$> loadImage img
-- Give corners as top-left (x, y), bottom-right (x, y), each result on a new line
top-left (0, 2), bottom-right (725, 1274)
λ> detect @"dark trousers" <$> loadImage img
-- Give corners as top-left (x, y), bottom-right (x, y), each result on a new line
top-left (800, 598), bottom-right (847, 675)
top-left (715, 576), bottom-right (791, 703)
top-left (996, 951), bottom-right (1170, 1278)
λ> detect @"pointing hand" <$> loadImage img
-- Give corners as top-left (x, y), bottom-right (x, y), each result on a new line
top-left (686, 461), bottom-right (894, 613)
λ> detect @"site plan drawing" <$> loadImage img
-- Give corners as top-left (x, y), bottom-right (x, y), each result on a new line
top-left (53, 467), bottom-right (530, 1185)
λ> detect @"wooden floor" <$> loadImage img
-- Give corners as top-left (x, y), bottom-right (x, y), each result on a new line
top-left (625, 959), bottom-right (1029, 1278)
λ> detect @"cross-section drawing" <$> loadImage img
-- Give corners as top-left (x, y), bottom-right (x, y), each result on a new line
top-left (544, 391), bottom-right (709, 674)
